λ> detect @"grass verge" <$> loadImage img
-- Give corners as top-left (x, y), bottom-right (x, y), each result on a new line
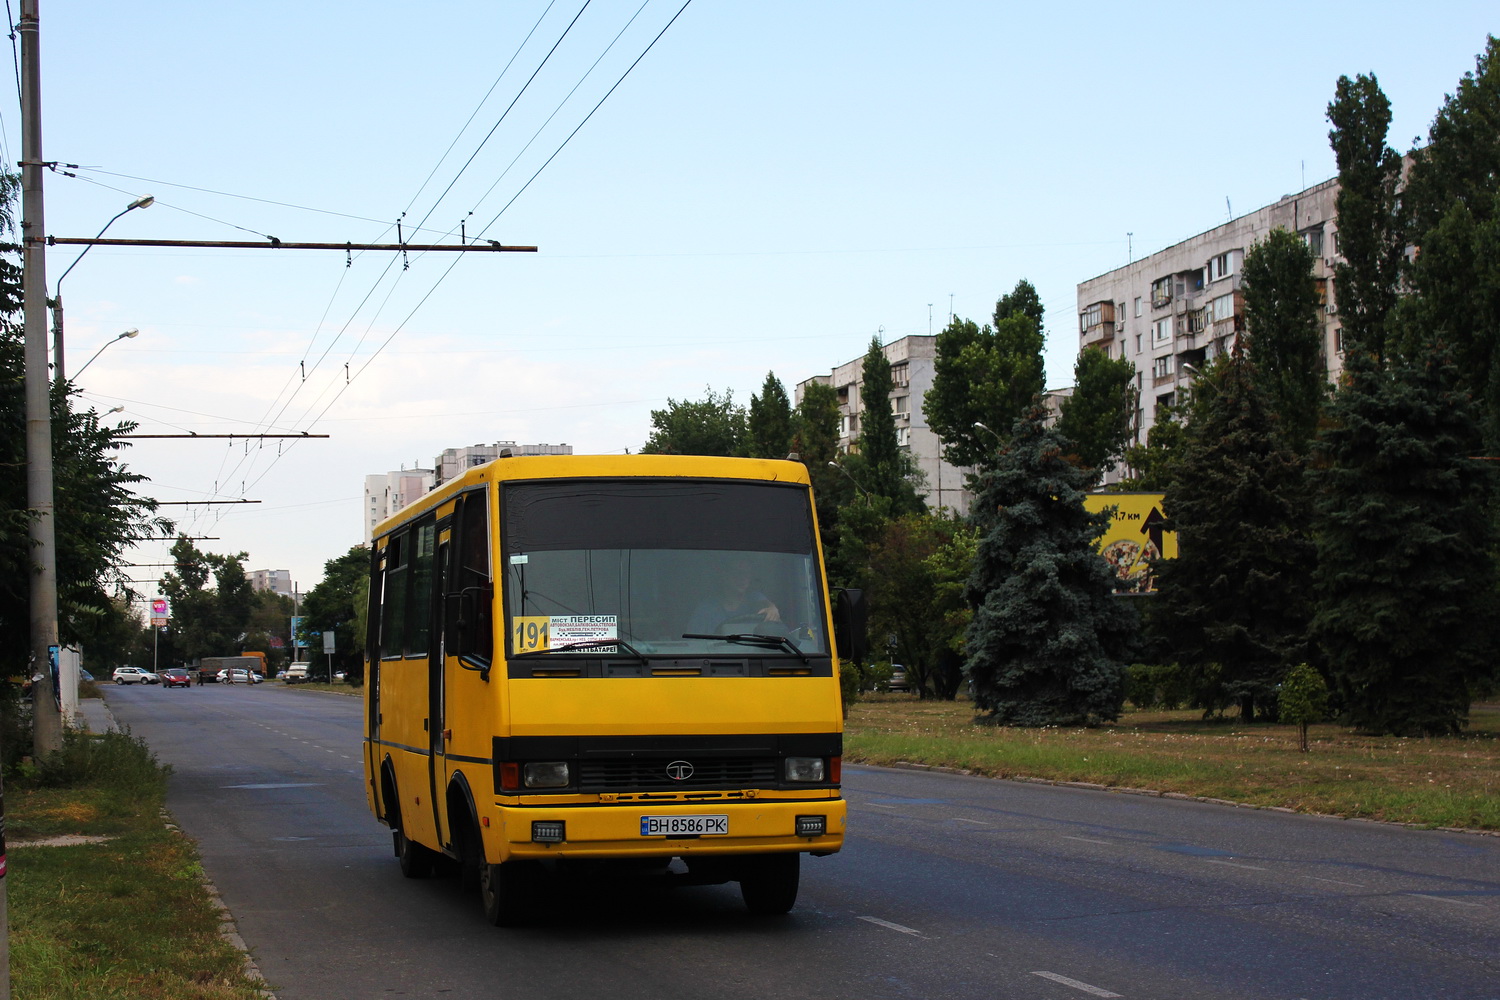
top-left (845, 696), bottom-right (1500, 831)
top-left (8, 729), bottom-right (268, 1000)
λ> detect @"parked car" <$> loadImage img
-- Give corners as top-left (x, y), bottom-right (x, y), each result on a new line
top-left (159, 667), bottom-right (192, 688)
top-left (887, 664), bottom-right (909, 693)
top-left (112, 666), bottom-right (159, 685)
top-left (216, 668), bottom-right (264, 684)
top-left (282, 663), bottom-right (310, 684)
top-left (79, 668), bottom-right (94, 683)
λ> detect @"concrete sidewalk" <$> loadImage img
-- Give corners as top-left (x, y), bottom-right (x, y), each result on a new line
top-left (73, 695), bottom-right (117, 733)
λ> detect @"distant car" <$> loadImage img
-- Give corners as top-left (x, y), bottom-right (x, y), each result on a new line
top-left (159, 668), bottom-right (192, 688)
top-left (282, 663), bottom-right (310, 684)
top-left (887, 664), bottom-right (909, 693)
top-left (216, 668), bottom-right (263, 684)
top-left (79, 668), bottom-right (94, 683)
top-left (112, 666), bottom-right (158, 685)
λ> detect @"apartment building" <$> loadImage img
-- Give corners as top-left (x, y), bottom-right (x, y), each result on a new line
top-left (363, 467), bottom-right (435, 540)
top-left (796, 335), bottom-right (973, 515)
top-left (364, 441), bottom-right (575, 538)
top-left (433, 440), bottom-right (573, 487)
top-left (248, 568), bottom-right (293, 597)
top-left (1076, 176), bottom-right (1343, 463)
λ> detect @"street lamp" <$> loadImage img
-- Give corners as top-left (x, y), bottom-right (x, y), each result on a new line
top-left (50, 194), bottom-right (153, 381)
top-left (826, 460), bottom-right (869, 498)
top-left (73, 328), bottom-right (139, 378)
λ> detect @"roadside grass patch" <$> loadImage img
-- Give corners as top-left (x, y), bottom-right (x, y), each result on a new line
top-left (844, 698), bottom-right (1500, 831)
top-left (8, 729), bottom-right (267, 1000)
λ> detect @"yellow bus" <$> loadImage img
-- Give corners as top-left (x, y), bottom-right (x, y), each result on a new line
top-left (363, 454), bottom-right (859, 925)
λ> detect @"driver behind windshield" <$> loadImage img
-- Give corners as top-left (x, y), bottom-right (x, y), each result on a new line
top-left (686, 557), bottom-right (780, 634)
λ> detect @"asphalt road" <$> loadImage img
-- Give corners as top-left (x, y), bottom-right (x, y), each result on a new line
top-left (103, 684), bottom-right (1500, 1000)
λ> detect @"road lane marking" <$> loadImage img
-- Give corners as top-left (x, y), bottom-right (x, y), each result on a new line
top-left (1409, 893), bottom-right (1484, 908)
top-left (952, 817), bottom-right (989, 826)
top-left (857, 916), bottom-right (923, 937)
top-left (1203, 859), bottom-right (1269, 871)
top-left (1062, 836), bottom-right (1112, 845)
top-left (224, 783), bottom-right (320, 789)
top-left (863, 803), bottom-right (896, 809)
top-left (1301, 876), bottom-right (1366, 888)
top-left (1032, 971), bottom-right (1122, 997)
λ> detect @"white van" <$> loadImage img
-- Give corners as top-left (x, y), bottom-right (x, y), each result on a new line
top-left (283, 663), bottom-right (311, 684)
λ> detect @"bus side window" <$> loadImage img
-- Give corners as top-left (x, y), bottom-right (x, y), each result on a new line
top-left (447, 491), bottom-right (493, 664)
top-left (367, 546), bottom-right (385, 659)
top-left (406, 519), bottom-right (437, 657)
top-left (382, 532), bottom-right (408, 657)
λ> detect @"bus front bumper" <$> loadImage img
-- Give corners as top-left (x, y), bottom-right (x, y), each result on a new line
top-left (494, 798), bottom-right (846, 861)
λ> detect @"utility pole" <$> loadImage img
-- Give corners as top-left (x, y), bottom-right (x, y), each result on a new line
top-left (8, 2), bottom-right (46, 991)
top-left (22, 0), bottom-right (61, 759)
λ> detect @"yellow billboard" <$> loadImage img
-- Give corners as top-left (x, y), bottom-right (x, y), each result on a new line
top-left (1083, 493), bottom-right (1176, 594)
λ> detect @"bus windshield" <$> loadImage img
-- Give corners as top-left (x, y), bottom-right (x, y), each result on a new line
top-left (501, 479), bottom-right (829, 657)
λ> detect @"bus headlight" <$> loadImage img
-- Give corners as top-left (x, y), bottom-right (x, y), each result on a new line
top-left (523, 762), bottom-right (571, 788)
top-left (784, 757), bottom-right (826, 782)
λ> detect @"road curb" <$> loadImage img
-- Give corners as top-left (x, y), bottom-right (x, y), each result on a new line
top-left (162, 811), bottom-right (278, 999)
top-left (875, 760), bottom-right (1500, 838)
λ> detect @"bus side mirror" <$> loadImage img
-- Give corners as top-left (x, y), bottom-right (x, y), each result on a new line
top-left (832, 588), bottom-right (868, 662)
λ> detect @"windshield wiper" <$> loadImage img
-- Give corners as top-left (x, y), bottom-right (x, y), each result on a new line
top-left (682, 632), bottom-right (811, 664)
top-left (515, 638), bottom-right (649, 666)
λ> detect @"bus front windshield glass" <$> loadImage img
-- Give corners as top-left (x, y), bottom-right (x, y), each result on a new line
top-left (502, 479), bottom-right (829, 657)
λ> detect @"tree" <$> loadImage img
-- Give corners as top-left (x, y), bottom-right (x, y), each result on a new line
top-left (243, 588), bottom-right (295, 673)
top-left (746, 372), bottom-right (793, 460)
top-left (640, 387), bottom-right (746, 456)
top-left (157, 538), bottom-right (255, 664)
top-left (298, 544), bottom-right (370, 682)
top-left (864, 512), bottom-right (974, 700)
top-left (0, 168), bottom-right (167, 683)
top-left (1241, 227), bottom-right (1328, 451)
top-left (923, 279), bottom-right (1047, 469)
top-left (1396, 36), bottom-right (1500, 446)
top-left (1057, 346), bottom-right (1138, 480)
top-left (1149, 352), bottom-right (1315, 720)
top-left (1327, 72), bottom-right (1405, 359)
top-left (853, 337), bottom-right (923, 513)
top-left (790, 380), bottom-right (849, 566)
top-left (1310, 348), bottom-right (1497, 735)
top-left (963, 405), bottom-right (1136, 726)
top-left (1278, 662), bottom-right (1331, 753)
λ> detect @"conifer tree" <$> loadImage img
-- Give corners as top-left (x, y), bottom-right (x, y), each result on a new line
top-left (1150, 352), bottom-right (1315, 720)
top-left (963, 405), bottom-right (1136, 726)
top-left (1310, 348), bottom-right (1498, 735)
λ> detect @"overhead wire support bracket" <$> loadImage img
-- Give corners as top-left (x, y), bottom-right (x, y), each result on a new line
top-left (41, 237), bottom-right (536, 252)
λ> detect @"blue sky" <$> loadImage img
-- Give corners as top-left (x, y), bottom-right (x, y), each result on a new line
top-left (13, 2), bottom-right (1495, 600)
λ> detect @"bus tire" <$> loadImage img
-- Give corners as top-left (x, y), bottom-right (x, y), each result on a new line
top-left (480, 860), bottom-right (539, 927)
top-left (739, 852), bottom-right (799, 915)
top-left (396, 828), bottom-right (436, 879)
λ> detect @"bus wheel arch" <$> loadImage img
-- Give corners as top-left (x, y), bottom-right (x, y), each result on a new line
top-left (382, 758), bottom-right (436, 878)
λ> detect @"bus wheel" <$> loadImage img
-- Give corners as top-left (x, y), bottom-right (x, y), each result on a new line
top-left (395, 828), bottom-right (436, 879)
top-left (480, 860), bottom-right (538, 927)
top-left (739, 852), bottom-right (799, 915)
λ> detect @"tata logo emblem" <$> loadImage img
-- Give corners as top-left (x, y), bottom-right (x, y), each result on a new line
top-left (665, 760), bottom-right (694, 781)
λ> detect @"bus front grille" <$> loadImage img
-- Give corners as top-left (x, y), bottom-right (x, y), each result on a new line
top-left (577, 758), bottom-right (780, 791)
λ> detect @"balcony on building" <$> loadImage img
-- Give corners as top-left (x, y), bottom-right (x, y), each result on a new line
top-left (1079, 299), bottom-right (1117, 348)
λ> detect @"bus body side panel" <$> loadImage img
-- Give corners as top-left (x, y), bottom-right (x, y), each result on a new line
top-left (381, 657), bottom-right (440, 848)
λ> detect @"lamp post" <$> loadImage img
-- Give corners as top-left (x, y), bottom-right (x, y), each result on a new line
top-left (50, 194), bottom-right (152, 381)
top-left (73, 328), bottom-right (139, 378)
top-left (826, 460), bottom-right (869, 500)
